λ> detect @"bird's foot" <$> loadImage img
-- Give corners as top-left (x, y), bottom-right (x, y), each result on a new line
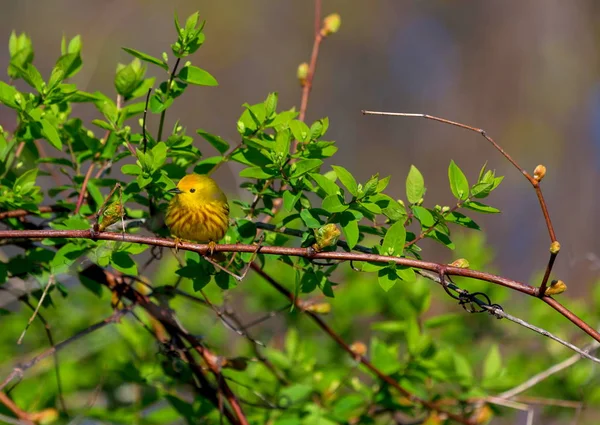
top-left (174, 237), bottom-right (183, 253)
top-left (207, 240), bottom-right (217, 256)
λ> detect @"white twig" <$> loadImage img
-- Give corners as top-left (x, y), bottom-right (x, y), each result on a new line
top-left (498, 341), bottom-right (600, 399)
top-left (416, 269), bottom-right (600, 364)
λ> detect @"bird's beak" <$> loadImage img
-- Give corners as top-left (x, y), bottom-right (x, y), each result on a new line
top-left (168, 187), bottom-right (183, 194)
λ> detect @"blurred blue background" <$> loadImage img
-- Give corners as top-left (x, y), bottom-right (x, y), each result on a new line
top-left (1, 0), bottom-right (599, 294)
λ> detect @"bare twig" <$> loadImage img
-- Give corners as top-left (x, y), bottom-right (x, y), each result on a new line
top-left (74, 163), bottom-right (95, 215)
top-left (497, 341), bottom-right (600, 399)
top-left (361, 110), bottom-right (558, 295)
top-left (17, 275), bottom-right (55, 345)
top-left (0, 307), bottom-right (131, 392)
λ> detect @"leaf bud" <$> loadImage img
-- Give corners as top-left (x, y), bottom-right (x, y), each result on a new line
top-left (549, 241), bottom-right (561, 254)
top-left (533, 164), bottom-right (546, 182)
top-left (544, 279), bottom-right (567, 296)
top-left (305, 302), bottom-right (331, 314)
top-left (297, 62), bottom-right (309, 86)
top-left (350, 341), bottom-right (367, 357)
top-left (312, 223), bottom-right (341, 252)
top-left (321, 13), bottom-right (341, 36)
top-left (449, 258), bottom-right (470, 269)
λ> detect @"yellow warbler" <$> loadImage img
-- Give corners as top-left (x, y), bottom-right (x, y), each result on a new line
top-left (165, 174), bottom-right (229, 252)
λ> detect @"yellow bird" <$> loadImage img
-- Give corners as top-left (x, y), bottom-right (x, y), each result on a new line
top-left (165, 174), bottom-right (230, 253)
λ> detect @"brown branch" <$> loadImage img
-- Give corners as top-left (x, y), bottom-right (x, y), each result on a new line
top-left (0, 308), bottom-right (130, 392)
top-left (250, 263), bottom-right (475, 425)
top-left (0, 205), bottom-right (67, 220)
top-left (0, 392), bottom-right (35, 425)
top-left (74, 163), bottom-right (95, 215)
top-left (361, 111), bottom-right (559, 297)
top-left (297, 0), bottom-right (323, 126)
top-left (0, 228), bottom-right (598, 344)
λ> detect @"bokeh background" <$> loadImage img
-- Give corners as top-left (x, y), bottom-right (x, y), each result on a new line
top-left (3, 0), bottom-right (600, 290)
top-left (1, 1), bottom-right (600, 424)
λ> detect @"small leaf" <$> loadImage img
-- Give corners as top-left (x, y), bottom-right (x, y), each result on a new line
top-left (378, 266), bottom-right (397, 291)
top-left (464, 200), bottom-right (500, 214)
top-left (381, 221), bottom-right (406, 257)
top-left (446, 211), bottom-right (480, 230)
top-left (239, 166), bottom-right (275, 179)
top-left (406, 165), bottom-right (425, 204)
top-left (264, 92), bottom-right (278, 117)
top-left (332, 165), bottom-right (358, 196)
top-left (122, 47), bottom-right (168, 71)
top-left (178, 66), bottom-right (218, 86)
top-left (321, 194), bottom-right (347, 213)
top-left (448, 160), bottom-right (469, 201)
top-left (111, 251), bottom-right (137, 275)
top-left (310, 173), bottom-right (339, 196)
top-left (483, 344), bottom-right (502, 382)
top-left (289, 120), bottom-right (311, 143)
top-left (40, 119), bottom-right (63, 150)
top-left (196, 129), bottom-right (230, 154)
top-left (283, 191), bottom-right (302, 212)
top-left (341, 219), bottom-right (359, 249)
top-left (300, 209), bottom-right (321, 228)
top-left (292, 159), bottom-right (323, 178)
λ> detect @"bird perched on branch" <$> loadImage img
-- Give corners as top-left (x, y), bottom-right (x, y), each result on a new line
top-left (165, 173), bottom-right (230, 254)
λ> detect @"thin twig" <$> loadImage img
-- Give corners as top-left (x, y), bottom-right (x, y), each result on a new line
top-left (497, 341), bottom-right (600, 399)
top-left (74, 163), bottom-right (95, 215)
top-left (361, 110), bottom-right (558, 298)
top-left (0, 308), bottom-right (131, 392)
top-left (19, 298), bottom-right (67, 414)
top-left (156, 58), bottom-right (181, 143)
top-left (17, 275), bottom-right (55, 345)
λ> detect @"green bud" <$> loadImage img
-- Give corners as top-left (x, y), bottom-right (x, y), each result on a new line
top-left (449, 258), bottom-right (470, 268)
top-left (550, 241), bottom-right (561, 254)
top-left (321, 13), bottom-right (341, 36)
top-left (545, 279), bottom-right (566, 296)
top-left (297, 62), bottom-right (309, 86)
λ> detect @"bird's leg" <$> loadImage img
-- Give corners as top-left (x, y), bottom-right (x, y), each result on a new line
top-left (173, 237), bottom-right (183, 253)
top-left (207, 240), bottom-right (217, 256)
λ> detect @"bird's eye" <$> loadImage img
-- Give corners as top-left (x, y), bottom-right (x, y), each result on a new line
top-left (190, 188), bottom-right (196, 193)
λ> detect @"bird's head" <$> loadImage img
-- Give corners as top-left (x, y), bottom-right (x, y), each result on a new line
top-left (169, 174), bottom-right (225, 203)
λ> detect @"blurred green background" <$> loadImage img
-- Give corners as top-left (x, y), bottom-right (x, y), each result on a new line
top-left (2, 0), bottom-right (600, 288)
top-left (1, 1), bottom-right (600, 424)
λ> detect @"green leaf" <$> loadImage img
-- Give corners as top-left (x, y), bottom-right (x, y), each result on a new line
top-left (471, 182), bottom-right (493, 199)
top-left (111, 251), bottom-right (137, 275)
top-left (0, 81), bottom-right (19, 109)
top-left (300, 209), bottom-right (321, 228)
top-left (321, 194), bottom-right (347, 213)
top-left (406, 165), bottom-right (425, 204)
top-left (381, 221), bottom-right (406, 257)
top-left (464, 200), bottom-right (500, 214)
top-left (341, 219), bottom-right (359, 249)
top-left (378, 266), bottom-right (397, 291)
top-left (265, 92), bottom-right (278, 117)
top-left (332, 165), bottom-right (358, 197)
top-left (13, 169), bottom-right (38, 193)
top-left (370, 337), bottom-right (400, 374)
top-left (291, 159), bottom-right (322, 178)
top-left (282, 191), bottom-right (302, 213)
top-left (411, 205), bottom-right (435, 228)
top-left (239, 166), bottom-right (275, 179)
top-left (178, 66), bottom-right (218, 86)
top-left (310, 173), bottom-right (339, 196)
top-left (289, 120), bottom-right (311, 143)
top-left (483, 344), bottom-right (502, 382)
top-left (448, 160), bottom-right (469, 200)
top-left (122, 47), bottom-right (168, 71)
top-left (446, 211), bottom-right (480, 230)
top-left (40, 119), bottom-right (63, 150)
